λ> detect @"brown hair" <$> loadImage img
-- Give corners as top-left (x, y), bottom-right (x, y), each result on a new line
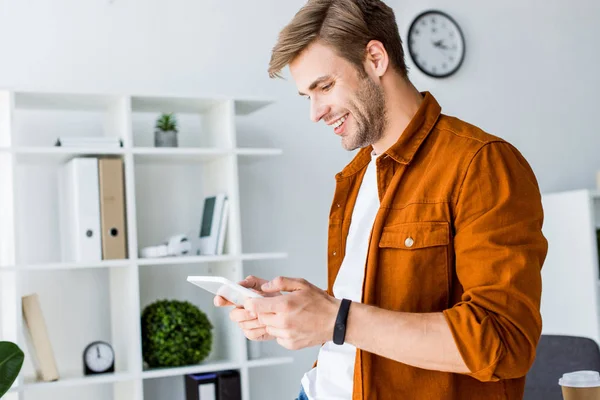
top-left (268, 0), bottom-right (407, 79)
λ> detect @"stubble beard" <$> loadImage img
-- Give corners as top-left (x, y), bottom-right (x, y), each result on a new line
top-left (342, 74), bottom-right (387, 151)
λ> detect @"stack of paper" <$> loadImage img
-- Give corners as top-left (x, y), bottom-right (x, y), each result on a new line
top-left (55, 137), bottom-right (122, 148)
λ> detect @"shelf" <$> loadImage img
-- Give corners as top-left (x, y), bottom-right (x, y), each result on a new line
top-left (235, 148), bottom-right (283, 157)
top-left (18, 371), bottom-right (135, 391)
top-left (137, 252), bottom-right (288, 267)
top-left (132, 147), bottom-right (230, 163)
top-left (245, 356), bottom-right (294, 368)
top-left (0, 146), bottom-right (283, 164)
top-left (0, 253), bottom-right (287, 271)
top-left (140, 356), bottom-right (293, 381)
top-left (141, 360), bottom-right (240, 380)
top-left (1, 259), bottom-right (132, 272)
top-left (14, 92), bottom-right (120, 111)
top-left (131, 96), bottom-right (272, 116)
top-left (9, 146), bottom-right (125, 164)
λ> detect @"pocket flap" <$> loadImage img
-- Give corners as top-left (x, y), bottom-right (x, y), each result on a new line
top-left (379, 222), bottom-right (450, 250)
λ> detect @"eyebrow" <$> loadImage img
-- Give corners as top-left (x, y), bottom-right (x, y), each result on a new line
top-left (298, 75), bottom-right (332, 96)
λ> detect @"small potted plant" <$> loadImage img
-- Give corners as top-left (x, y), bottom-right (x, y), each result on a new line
top-left (154, 113), bottom-right (178, 147)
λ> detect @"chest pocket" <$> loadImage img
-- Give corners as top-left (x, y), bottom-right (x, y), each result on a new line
top-left (376, 221), bottom-right (450, 312)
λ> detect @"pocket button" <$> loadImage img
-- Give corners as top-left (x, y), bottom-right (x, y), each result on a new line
top-left (404, 237), bottom-right (414, 248)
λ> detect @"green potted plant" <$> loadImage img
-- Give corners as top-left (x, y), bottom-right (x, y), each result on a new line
top-left (154, 113), bottom-right (178, 147)
top-left (141, 300), bottom-right (213, 368)
top-left (0, 341), bottom-right (24, 397)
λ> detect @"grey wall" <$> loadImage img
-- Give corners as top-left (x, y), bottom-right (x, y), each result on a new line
top-left (2, 1), bottom-right (599, 399)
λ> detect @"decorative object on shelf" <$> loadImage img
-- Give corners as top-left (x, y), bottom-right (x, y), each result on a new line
top-left (139, 233), bottom-right (191, 258)
top-left (407, 10), bottom-right (466, 78)
top-left (0, 341), bottom-right (24, 397)
top-left (154, 112), bottom-right (179, 147)
top-left (198, 193), bottom-right (229, 256)
top-left (185, 370), bottom-right (241, 400)
top-left (22, 293), bottom-right (60, 382)
top-left (83, 341), bottom-right (115, 375)
top-left (141, 300), bottom-right (213, 368)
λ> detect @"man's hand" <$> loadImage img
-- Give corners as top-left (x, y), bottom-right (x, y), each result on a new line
top-left (244, 276), bottom-right (340, 350)
top-left (213, 275), bottom-right (281, 342)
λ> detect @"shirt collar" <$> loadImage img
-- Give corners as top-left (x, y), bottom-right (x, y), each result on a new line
top-left (336, 91), bottom-right (442, 181)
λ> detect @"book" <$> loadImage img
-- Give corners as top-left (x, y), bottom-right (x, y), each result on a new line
top-left (198, 194), bottom-right (228, 256)
top-left (216, 199), bottom-right (229, 255)
top-left (21, 293), bottom-right (59, 382)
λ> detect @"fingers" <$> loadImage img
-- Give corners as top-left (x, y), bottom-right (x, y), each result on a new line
top-left (240, 275), bottom-right (269, 290)
top-left (214, 295), bottom-right (234, 307)
top-left (261, 276), bottom-right (311, 293)
top-left (245, 296), bottom-right (289, 314)
top-left (245, 327), bottom-right (271, 341)
top-left (229, 307), bottom-right (256, 323)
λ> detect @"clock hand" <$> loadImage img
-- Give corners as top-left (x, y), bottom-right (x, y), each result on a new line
top-left (432, 39), bottom-right (450, 50)
top-left (97, 346), bottom-right (101, 358)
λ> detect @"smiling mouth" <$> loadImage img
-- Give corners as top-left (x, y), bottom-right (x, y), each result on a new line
top-left (332, 113), bottom-right (349, 135)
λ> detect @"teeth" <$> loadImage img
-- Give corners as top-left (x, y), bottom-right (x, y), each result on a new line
top-left (333, 114), bottom-right (347, 129)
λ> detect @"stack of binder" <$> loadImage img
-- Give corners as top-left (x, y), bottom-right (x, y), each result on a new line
top-left (185, 370), bottom-right (241, 400)
top-left (59, 157), bottom-right (128, 262)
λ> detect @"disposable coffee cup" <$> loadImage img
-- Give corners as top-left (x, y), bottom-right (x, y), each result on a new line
top-left (559, 370), bottom-right (600, 400)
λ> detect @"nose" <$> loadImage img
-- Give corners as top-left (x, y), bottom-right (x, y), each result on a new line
top-left (310, 98), bottom-right (330, 123)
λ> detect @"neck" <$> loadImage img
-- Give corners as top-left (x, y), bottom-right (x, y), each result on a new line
top-left (371, 75), bottom-right (423, 155)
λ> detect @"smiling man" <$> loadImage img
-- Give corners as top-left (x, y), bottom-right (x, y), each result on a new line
top-left (214, 1), bottom-right (548, 399)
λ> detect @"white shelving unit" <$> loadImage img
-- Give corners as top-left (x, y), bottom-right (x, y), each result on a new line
top-left (0, 90), bottom-right (292, 400)
top-left (540, 189), bottom-right (600, 344)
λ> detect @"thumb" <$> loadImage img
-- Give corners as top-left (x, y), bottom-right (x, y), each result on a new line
top-left (261, 277), bottom-right (309, 293)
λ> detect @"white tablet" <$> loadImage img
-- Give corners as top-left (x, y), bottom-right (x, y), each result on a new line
top-left (187, 276), bottom-right (263, 307)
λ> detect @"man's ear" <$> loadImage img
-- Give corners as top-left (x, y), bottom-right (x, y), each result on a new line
top-left (364, 40), bottom-right (389, 78)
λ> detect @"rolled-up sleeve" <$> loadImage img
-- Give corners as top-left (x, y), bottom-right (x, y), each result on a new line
top-left (442, 141), bottom-right (548, 382)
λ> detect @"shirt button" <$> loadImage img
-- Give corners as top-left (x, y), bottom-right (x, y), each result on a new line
top-left (337, 203), bottom-right (341, 208)
top-left (404, 237), bottom-right (414, 248)
top-left (333, 251), bottom-right (337, 256)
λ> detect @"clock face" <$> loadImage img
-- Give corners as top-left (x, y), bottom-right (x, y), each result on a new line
top-left (84, 342), bottom-right (114, 373)
top-left (407, 10), bottom-right (465, 78)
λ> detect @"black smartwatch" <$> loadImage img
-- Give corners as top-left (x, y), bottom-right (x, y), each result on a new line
top-left (333, 298), bottom-right (352, 345)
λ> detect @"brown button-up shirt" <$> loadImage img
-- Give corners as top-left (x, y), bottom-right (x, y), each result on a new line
top-left (326, 92), bottom-right (548, 399)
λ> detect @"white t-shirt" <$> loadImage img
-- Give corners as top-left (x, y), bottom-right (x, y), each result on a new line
top-left (301, 151), bottom-right (380, 399)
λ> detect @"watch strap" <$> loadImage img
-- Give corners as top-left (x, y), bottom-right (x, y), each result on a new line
top-left (333, 298), bottom-right (352, 345)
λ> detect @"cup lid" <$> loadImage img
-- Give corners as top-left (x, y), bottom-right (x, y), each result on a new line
top-left (559, 371), bottom-right (600, 388)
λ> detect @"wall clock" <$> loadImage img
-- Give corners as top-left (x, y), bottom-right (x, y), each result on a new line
top-left (407, 10), bottom-right (466, 78)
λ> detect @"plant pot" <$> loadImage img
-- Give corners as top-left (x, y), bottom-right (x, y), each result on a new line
top-left (154, 129), bottom-right (178, 147)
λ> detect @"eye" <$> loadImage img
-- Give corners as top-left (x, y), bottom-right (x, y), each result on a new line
top-left (322, 83), bottom-right (333, 92)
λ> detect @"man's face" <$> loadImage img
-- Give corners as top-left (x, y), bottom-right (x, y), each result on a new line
top-left (290, 41), bottom-right (387, 151)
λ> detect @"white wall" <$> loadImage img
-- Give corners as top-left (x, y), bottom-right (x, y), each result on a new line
top-left (1, 1), bottom-right (599, 399)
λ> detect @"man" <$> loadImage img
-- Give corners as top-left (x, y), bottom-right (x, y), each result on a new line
top-left (215, 0), bottom-right (548, 399)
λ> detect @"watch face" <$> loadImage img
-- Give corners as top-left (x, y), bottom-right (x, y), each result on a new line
top-left (407, 10), bottom-right (465, 78)
top-left (84, 342), bottom-right (114, 373)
